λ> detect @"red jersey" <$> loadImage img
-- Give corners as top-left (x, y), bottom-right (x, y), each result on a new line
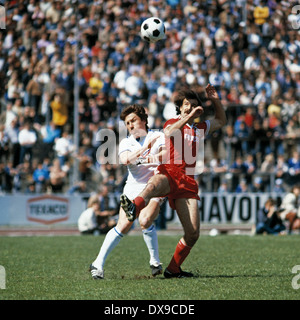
top-left (154, 117), bottom-right (210, 208)
top-left (163, 117), bottom-right (210, 175)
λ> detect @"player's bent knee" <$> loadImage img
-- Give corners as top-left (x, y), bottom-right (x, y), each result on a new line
top-left (145, 182), bottom-right (156, 194)
top-left (139, 216), bottom-right (152, 229)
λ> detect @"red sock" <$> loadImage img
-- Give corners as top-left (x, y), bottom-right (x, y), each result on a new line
top-left (133, 196), bottom-right (146, 216)
top-left (167, 240), bottom-right (192, 273)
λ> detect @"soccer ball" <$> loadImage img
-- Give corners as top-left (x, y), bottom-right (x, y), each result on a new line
top-left (140, 17), bottom-right (166, 43)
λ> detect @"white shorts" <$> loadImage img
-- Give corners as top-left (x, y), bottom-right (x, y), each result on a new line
top-left (123, 182), bottom-right (165, 205)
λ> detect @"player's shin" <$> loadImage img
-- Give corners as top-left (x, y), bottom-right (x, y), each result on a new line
top-left (167, 239), bottom-right (192, 273)
top-left (142, 224), bottom-right (160, 266)
top-left (92, 227), bottom-right (123, 270)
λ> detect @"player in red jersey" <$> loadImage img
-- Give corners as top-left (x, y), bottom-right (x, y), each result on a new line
top-left (120, 84), bottom-right (227, 278)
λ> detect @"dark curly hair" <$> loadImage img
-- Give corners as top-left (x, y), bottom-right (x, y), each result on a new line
top-left (120, 104), bottom-right (149, 130)
top-left (174, 89), bottom-right (204, 115)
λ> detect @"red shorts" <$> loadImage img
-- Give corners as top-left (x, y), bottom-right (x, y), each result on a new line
top-left (155, 164), bottom-right (200, 210)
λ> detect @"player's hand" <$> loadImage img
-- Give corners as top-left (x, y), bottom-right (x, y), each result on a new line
top-left (189, 106), bottom-right (203, 119)
top-left (206, 83), bottom-right (219, 101)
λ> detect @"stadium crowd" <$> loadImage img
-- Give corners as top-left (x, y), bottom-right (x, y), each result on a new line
top-left (0, 0), bottom-right (299, 196)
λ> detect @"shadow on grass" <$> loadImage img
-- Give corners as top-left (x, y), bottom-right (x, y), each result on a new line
top-left (130, 273), bottom-right (288, 280)
top-left (186, 273), bottom-right (288, 279)
top-left (86, 272), bottom-right (289, 283)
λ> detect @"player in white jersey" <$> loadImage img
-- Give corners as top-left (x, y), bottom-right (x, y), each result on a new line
top-left (90, 104), bottom-right (166, 279)
top-left (119, 130), bottom-right (165, 199)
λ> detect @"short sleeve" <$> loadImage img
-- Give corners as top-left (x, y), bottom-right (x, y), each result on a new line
top-left (196, 120), bottom-right (210, 136)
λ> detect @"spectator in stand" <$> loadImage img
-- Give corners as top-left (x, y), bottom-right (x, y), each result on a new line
top-left (214, 24), bottom-right (228, 65)
top-left (98, 184), bottom-right (119, 227)
top-left (248, 119), bottom-right (265, 162)
top-left (274, 154), bottom-right (289, 182)
top-left (1, 103), bottom-right (17, 130)
top-left (252, 176), bottom-right (265, 193)
top-left (223, 125), bottom-right (240, 160)
top-left (279, 185), bottom-right (300, 233)
top-left (49, 158), bottom-right (67, 193)
top-left (234, 115), bottom-right (249, 156)
top-left (247, 24), bottom-right (263, 54)
top-left (17, 160), bottom-right (34, 193)
top-left (253, 87), bottom-right (270, 106)
top-left (4, 117), bottom-right (20, 168)
top-left (78, 194), bottom-right (103, 235)
top-left (287, 150), bottom-right (300, 185)
top-left (261, 118), bottom-right (273, 157)
top-left (88, 98), bottom-right (101, 124)
top-left (230, 156), bottom-right (247, 191)
top-left (89, 72), bottom-right (103, 98)
top-left (268, 32), bottom-right (286, 57)
top-left (256, 198), bottom-right (285, 235)
top-left (0, 161), bottom-right (17, 193)
top-left (260, 153), bottom-right (275, 191)
top-left (0, 0), bottom-right (299, 196)
top-left (253, 0), bottom-right (270, 28)
top-left (41, 121), bottom-right (61, 161)
top-left (26, 72), bottom-right (42, 114)
top-left (273, 178), bottom-right (285, 193)
top-left (0, 124), bottom-right (9, 163)
top-left (271, 118), bottom-right (286, 158)
top-left (210, 157), bottom-right (228, 192)
top-left (32, 161), bottom-right (49, 193)
top-left (50, 93), bottom-right (68, 129)
top-left (236, 179), bottom-right (250, 193)
top-left (56, 67), bottom-right (73, 97)
top-left (243, 153), bottom-right (257, 185)
top-left (77, 146), bottom-right (93, 181)
top-left (244, 51), bottom-right (260, 72)
top-left (54, 130), bottom-right (73, 167)
top-left (18, 120), bottom-right (37, 164)
top-left (255, 102), bottom-right (268, 123)
top-left (244, 107), bottom-right (255, 129)
top-left (285, 117), bottom-right (300, 149)
top-left (218, 180), bottom-right (229, 193)
top-left (281, 93), bottom-right (300, 125)
top-left (255, 70), bottom-right (272, 101)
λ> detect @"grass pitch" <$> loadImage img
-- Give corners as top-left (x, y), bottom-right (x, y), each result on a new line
top-left (0, 234), bottom-right (299, 300)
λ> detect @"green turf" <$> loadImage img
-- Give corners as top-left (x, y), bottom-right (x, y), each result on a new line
top-left (0, 234), bottom-right (299, 300)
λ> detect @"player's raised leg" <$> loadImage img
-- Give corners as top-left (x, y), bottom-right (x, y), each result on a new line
top-left (120, 174), bottom-right (170, 222)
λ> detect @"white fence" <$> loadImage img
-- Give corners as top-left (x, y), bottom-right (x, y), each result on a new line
top-left (0, 192), bottom-right (285, 227)
top-left (0, 194), bottom-right (86, 225)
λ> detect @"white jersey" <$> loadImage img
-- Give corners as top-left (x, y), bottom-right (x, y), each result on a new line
top-left (118, 130), bottom-right (165, 199)
top-left (78, 207), bottom-right (98, 232)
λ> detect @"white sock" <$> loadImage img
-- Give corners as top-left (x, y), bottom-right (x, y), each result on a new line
top-left (142, 224), bottom-right (161, 266)
top-left (92, 227), bottom-right (123, 270)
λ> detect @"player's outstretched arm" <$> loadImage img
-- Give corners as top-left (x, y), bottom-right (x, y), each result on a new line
top-left (205, 84), bottom-right (227, 133)
top-left (119, 134), bottom-right (160, 165)
top-left (164, 106), bottom-right (203, 138)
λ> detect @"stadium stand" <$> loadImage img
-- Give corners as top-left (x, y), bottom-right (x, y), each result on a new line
top-left (0, 0), bottom-right (299, 199)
